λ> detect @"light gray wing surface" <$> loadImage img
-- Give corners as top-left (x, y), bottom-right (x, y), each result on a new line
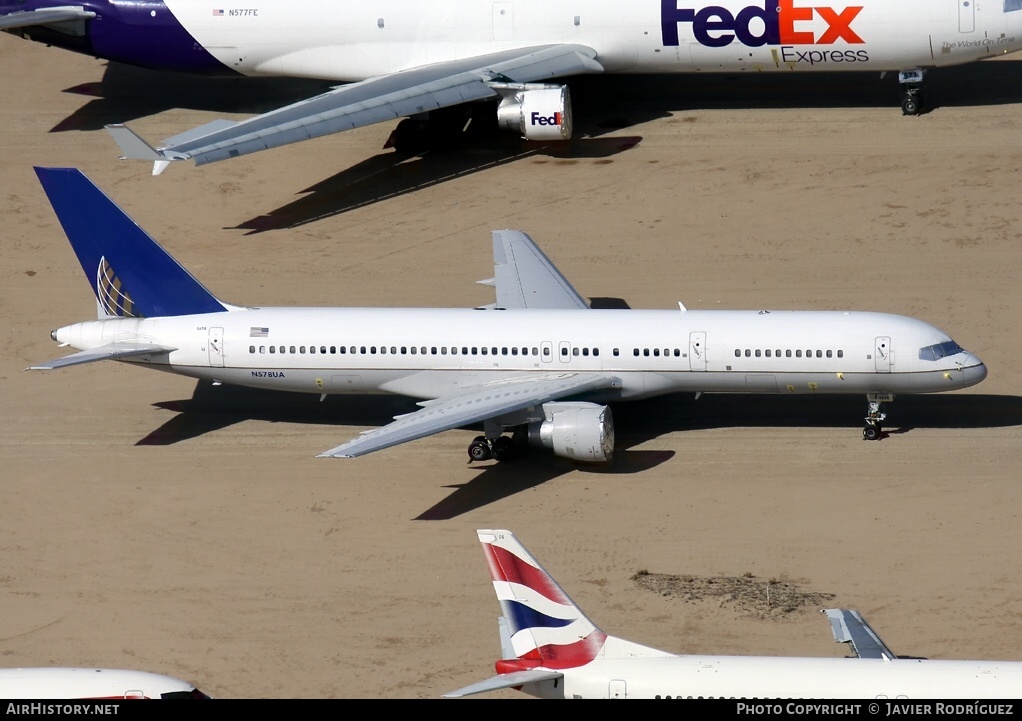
top-left (28, 342), bottom-right (175, 370)
top-left (477, 230), bottom-right (589, 310)
top-left (107, 44), bottom-right (602, 171)
top-left (443, 668), bottom-right (565, 698)
top-left (0, 7), bottom-right (95, 31)
top-left (318, 372), bottom-right (619, 458)
top-left (824, 609), bottom-right (898, 660)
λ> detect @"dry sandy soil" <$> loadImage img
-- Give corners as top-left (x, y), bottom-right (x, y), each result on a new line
top-left (2, 33), bottom-right (1021, 699)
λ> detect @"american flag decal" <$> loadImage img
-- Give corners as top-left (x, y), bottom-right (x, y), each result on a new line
top-left (212, 8), bottom-right (224, 16)
top-left (250, 327), bottom-right (269, 337)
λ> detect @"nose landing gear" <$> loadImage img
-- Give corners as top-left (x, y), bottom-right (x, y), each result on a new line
top-left (899, 69), bottom-right (925, 116)
top-left (863, 394), bottom-right (892, 441)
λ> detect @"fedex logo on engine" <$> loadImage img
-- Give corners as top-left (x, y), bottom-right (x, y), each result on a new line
top-left (531, 111), bottom-right (564, 127)
top-left (662, 0), bottom-right (864, 48)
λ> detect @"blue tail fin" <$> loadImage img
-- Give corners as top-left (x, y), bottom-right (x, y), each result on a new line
top-left (34, 167), bottom-right (228, 318)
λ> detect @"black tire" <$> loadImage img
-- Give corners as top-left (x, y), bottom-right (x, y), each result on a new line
top-left (468, 440), bottom-right (492, 462)
top-left (863, 426), bottom-right (880, 441)
top-left (389, 118), bottom-right (429, 155)
top-left (901, 96), bottom-right (920, 116)
top-left (491, 436), bottom-right (515, 462)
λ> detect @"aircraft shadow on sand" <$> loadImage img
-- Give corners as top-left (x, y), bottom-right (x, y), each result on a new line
top-left (136, 381), bottom-right (1022, 520)
top-left (47, 58), bottom-right (1022, 225)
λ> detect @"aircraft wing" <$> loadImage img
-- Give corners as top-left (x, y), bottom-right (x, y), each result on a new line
top-left (0, 7), bottom-right (96, 31)
top-left (28, 342), bottom-right (175, 370)
top-left (318, 372), bottom-right (620, 458)
top-left (443, 668), bottom-right (564, 698)
top-left (106, 44), bottom-right (603, 175)
top-left (824, 609), bottom-right (898, 660)
top-left (476, 230), bottom-right (589, 310)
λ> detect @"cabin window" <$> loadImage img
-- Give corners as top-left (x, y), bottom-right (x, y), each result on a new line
top-left (491, 347), bottom-right (498, 355)
top-left (310, 346), bottom-right (316, 354)
top-left (837, 350), bottom-right (844, 358)
top-left (410, 347), bottom-right (417, 355)
top-left (269, 346), bottom-right (275, 354)
top-left (643, 348), bottom-right (650, 357)
top-left (735, 349), bottom-right (741, 358)
top-left (786, 349), bottom-right (792, 358)
top-left (259, 346), bottom-right (265, 353)
top-left (765, 349), bottom-right (771, 357)
top-left (462, 347), bottom-right (469, 355)
top-left (796, 350), bottom-right (802, 358)
top-left (816, 350), bottom-right (822, 358)
top-left (594, 348), bottom-right (600, 357)
top-left (249, 345), bottom-right (255, 353)
top-left (745, 349), bottom-right (751, 357)
top-left (532, 347), bottom-right (539, 356)
top-left (290, 346), bottom-right (296, 354)
top-left (826, 350), bottom-right (833, 358)
top-left (573, 347), bottom-right (580, 356)
top-left (613, 348), bottom-right (620, 356)
top-left (501, 347), bottom-right (508, 356)
top-left (431, 347), bottom-right (437, 355)
top-left (562, 347), bottom-right (569, 356)
top-left (542, 347), bottom-right (550, 356)
top-left (582, 348), bottom-right (589, 357)
top-left (755, 349), bottom-right (761, 357)
top-left (481, 347), bottom-right (488, 355)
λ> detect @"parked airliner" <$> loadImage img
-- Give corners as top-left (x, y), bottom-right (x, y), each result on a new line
top-left (446, 529), bottom-right (1022, 699)
top-left (0, 668), bottom-right (210, 699)
top-left (30, 167), bottom-right (986, 462)
top-left (3, 2), bottom-right (1022, 173)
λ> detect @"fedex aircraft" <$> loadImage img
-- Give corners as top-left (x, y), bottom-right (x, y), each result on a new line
top-left (446, 529), bottom-right (1022, 699)
top-left (0, 668), bottom-right (210, 699)
top-left (30, 167), bottom-right (986, 462)
top-left (3, 2), bottom-right (1022, 174)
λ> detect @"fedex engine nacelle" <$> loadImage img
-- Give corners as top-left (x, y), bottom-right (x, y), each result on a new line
top-left (495, 84), bottom-right (573, 141)
top-left (527, 401), bottom-right (614, 462)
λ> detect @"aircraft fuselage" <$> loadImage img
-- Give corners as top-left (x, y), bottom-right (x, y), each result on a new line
top-left (6, 0), bottom-right (1022, 78)
top-left (51, 307), bottom-right (987, 400)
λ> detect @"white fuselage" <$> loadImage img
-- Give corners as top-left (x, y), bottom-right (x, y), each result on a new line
top-left (527, 654), bottom-right (1022, 699)
top-left (165, 0), bottom-right (1022, 81)
top-left (0, 668), bottom-right (206, 700)
top-left (51, 307), bottom-right (987, 400)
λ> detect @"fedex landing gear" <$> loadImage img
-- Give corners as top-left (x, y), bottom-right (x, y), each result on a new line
top-left (467, 435), bottom-right (520, 462)
top-left (899, 69), bottom-right (925, 116)
top-left (863, 393), bottom-right (892, 441)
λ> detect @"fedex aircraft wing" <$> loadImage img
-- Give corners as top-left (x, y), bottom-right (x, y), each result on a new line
top-left (29, 167), bottom-right (986, 464)
top-left (445, 529), bottom-right (1022, 699)
top-left (5, 1), bottom-right (1022, 173)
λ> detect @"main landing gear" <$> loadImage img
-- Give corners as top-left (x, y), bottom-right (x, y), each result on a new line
top-left (467, 431), bottom-right (525, 463)
top-left (899, 69), bottom-right (925, 116)
top-left (863, 393), bottom-right (892, 441)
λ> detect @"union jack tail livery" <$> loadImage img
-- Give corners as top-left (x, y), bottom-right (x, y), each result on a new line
top-left (445, 529), bottom-right (672, 699)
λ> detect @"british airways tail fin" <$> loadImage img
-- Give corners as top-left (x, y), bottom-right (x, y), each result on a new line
top-left (445, 529), bottom-right (669, 698)
top-left (34, 167), bottom-right (230, 318)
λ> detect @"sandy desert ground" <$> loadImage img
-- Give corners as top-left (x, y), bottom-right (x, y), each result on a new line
top-left (2, 32), bottom-right (1022, 699)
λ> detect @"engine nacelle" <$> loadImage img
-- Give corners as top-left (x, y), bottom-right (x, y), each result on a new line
top-left (494, 84), bottom-right (573, 141)
top-left (527, 402), bottom-right (614, 463)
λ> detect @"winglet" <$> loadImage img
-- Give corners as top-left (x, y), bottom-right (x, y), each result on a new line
top-left (104, 124), bottom-right (180, 175)
top-left (823, 609), bottom-right (897, 660)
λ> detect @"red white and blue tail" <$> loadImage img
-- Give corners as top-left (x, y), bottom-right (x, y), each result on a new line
top-left (480, 529), bottom-right (607, 671)
top-left (446, 529), bottom-right (671, 698)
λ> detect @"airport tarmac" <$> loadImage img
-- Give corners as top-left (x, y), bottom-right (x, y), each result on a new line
top-left (2, 33), bottom-right (1021, 698)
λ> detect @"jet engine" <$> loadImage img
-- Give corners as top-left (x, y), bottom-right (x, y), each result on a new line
top-left (527, 402), bottom-right (614, 462)
top-left (494, 84), bottom-right (573, 141)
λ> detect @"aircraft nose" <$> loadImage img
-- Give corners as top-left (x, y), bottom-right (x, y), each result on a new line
top-left (958, 353), bottom-right (987, 387)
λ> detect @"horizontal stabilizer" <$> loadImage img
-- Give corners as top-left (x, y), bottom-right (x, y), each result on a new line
top-left (824, 609), bottom-right (897, 660)
top-left (29, 342), bottom-right (174, 370)
top-left (105, 124), bottom-right (165, 161)
top-left (443, 669), bottom-right (564, 698)
top-left (0, 7), bottom-right (95, 31)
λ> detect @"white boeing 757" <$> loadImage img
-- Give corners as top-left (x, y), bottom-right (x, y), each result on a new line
top-left (30, 167), bottom-right (986, 462)
top-left (3, 2), bottom-right (1022, 173)
top-left (0, 668), bottom-right (210, 699)
top-left (446, 529), bottom-right (1022, 699)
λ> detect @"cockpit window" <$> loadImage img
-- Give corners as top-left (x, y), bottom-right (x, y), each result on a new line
top-left (918, 340), bottom-right (964, 361)
top-left (1007, 0), bottom-right (1022, 12)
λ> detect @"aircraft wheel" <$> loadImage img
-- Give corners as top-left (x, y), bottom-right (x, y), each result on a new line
top-left (388, 118), bottom-right (429, 155)
top-left (901, 95), bottom-right (921, 116)
top-left (468, 439), bottom-right (492, 462)
top-left (491, 436), bottom-right (515, 462)
top-left (863, 426), bottom-right (880, 441)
